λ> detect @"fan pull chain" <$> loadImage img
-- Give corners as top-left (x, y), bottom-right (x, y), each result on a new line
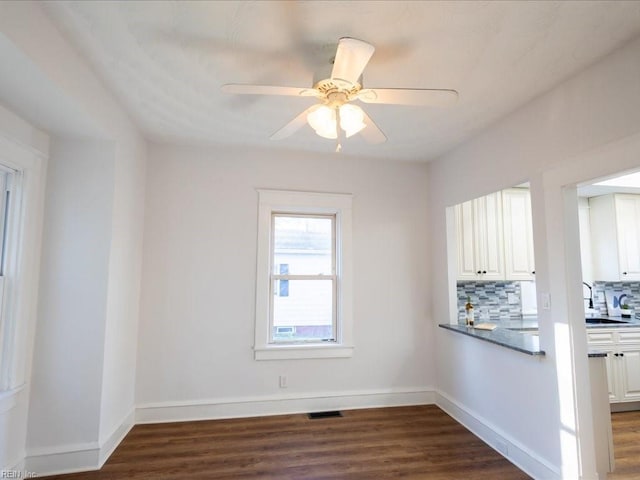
top-left (335, 106), bottom-right (342, 153)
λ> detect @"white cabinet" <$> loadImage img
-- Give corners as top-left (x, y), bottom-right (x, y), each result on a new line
top-left (455, 189), bottom-right (534, 281)
top-left (502, 188), bottom-right (536, 281)
top-left (455, 192), bottom-right (505, 281)
top-left (590, 194), bottom-right (640, 281)
top-left (587, 328), bottom-right (640, 403)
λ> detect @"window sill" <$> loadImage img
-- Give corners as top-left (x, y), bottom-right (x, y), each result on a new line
top-left (254, 344), bottom-right (354, 361)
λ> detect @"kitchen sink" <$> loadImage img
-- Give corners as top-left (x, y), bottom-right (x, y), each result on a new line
top-left (585, 317), bottom-right (628, 324)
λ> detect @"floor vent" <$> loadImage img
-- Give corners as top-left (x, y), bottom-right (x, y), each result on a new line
top-left (307, 410), bottom-right (343, 419)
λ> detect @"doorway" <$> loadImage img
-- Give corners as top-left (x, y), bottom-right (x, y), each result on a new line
top-left (576, 170), bottom-right (640, 477)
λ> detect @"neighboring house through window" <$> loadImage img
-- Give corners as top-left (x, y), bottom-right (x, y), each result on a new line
top-left (254, 190), bottom-right (353, 360)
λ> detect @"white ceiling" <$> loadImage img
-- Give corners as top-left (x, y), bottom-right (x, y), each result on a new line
top-left (40, 1), bottom-right (640, 162)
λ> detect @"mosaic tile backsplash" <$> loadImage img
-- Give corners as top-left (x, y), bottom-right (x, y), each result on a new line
top-left (591, 281), bottom-right (640, 315)
top-left (457, 281), bottom-right (522, 323)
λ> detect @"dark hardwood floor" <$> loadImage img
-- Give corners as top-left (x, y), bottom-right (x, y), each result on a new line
top-left (42, 405), bottom-right (530, 479)
top-left (608, 410), bottom-right (640, 479)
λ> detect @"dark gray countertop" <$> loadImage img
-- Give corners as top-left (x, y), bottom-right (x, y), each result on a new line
top-left (584, 313), bottom-right (640, 328)
top-left (438, 323), bottom-right (544, 356)
top-left (439, 313), bottom-right (640, 357)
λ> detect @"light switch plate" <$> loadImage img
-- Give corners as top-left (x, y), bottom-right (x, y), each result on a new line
top-left (541, 293), bottom-right (551, 310)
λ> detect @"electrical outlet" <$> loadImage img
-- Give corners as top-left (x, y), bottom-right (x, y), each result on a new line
top-left (279, 375), bottom-right (288, 388)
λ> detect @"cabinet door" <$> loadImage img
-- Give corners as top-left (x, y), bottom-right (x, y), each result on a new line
top-left (615, 195), bottom-right (640, 280)
top-left (603, 350), bottom-right (619, 402)
top-left (455, 200), bottom-right (480, 280)
top-left (503, 189), bottom-right (535, 281)
top-left (476, 192), bottom-right (505, 280)
top-left (618, 349), bottom-right (640, 402)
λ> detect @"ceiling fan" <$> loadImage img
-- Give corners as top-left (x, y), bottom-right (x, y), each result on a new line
top-left (221, 37), bottom-right (458, 150)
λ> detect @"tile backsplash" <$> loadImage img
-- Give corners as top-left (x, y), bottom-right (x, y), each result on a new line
top-left (591, 281), bottom-right (640, 315)
top-left (457, 281), bottom-right (522, 323)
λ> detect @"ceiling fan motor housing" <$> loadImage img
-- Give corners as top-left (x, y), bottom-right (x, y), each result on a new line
top-left (314, 79), bottom-right (361, 106)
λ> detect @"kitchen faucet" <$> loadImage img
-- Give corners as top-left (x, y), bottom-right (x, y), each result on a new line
top-left (583, 282), bottom-right (594, 309)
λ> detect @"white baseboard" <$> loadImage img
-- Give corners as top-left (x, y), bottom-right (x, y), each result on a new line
top-left (136, 387), bottom-right (436, 424)
top-left (98, 408), bottom-right (135, 467)
top-left (25, 442), bottom-right (100, 478)
top-left (25, 408), bottom-right (135, 477)
top-left (436, 391), bottom-right (560, 480)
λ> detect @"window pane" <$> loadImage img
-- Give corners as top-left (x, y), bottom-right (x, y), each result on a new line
top-left (272, 279), bottom-right (334, 342)
top-left (273, 215), bottom-right (333, 275)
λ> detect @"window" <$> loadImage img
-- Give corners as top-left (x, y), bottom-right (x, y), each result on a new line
top-left (0, 165), bottom-right (18, 390)
top-left (254, 190), bottom-right (353, 360)
top-left (271, 214), bottom-right (335, 343)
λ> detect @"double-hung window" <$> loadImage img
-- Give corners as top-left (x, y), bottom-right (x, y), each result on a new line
top-left (254, 190), bottom-right (353, 360)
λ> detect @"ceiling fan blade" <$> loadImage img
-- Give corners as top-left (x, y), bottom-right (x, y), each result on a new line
top-left (221, 84), bottom-right (320, 97)
top-left (270, 106), bottom-right (316, 140)
top-left (360, 111), bottom-right (387, 144)
top-left (357, 88), bottom-right (459, 107)
top-left (331, 38), bottom-right (375, 85)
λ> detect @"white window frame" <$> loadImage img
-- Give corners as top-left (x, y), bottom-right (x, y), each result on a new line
top-left (0, 128), bottom-right (47, 410)
top-left (254, 190), bottom-right (353, 360)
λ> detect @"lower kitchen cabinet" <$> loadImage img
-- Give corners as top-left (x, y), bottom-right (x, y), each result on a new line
top-left (587, 328), bottom-right (640, 404)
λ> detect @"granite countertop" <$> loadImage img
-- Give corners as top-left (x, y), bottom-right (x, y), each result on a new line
top-left (439, 313), bottom-right (640, 357)
top-left (438, 322), bottom-right (544, 356)
top-left (584, 313), bottom-right (640, 328)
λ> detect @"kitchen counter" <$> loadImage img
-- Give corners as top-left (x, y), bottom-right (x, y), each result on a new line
top-left (439, 313), bottom-right (640, 357)
top-left (584, 313), bottom-right (640, 328)
top-left (439, 322), bottom-right (544, 356)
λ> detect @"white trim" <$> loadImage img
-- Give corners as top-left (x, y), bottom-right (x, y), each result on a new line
top-left (254, 189), bottom-right (354, 360)
top-left (136, 387), bottom-right (435, 424)
top-left (98, 409), bottom-right (135, 467)
top-left (0, 383), bottom-right (23, 413)
top-left (25, 444), bottom-right (100, 478)
top-left (24, 409), bottom-right (135, 477)
top-left (255, 344), bottom-right (354, 360)
top-left (436, 391), bottom-right (560, 480)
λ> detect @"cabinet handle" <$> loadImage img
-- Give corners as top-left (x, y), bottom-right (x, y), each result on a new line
top-left (531, 271), bottom-right (535, 275)
top-left (620, 353), bottom-right (625, 357)
top-left (476, 270), bottom-right (482, 275)
top-left (623, 272), bottom-right (628, 275)
top-left (614, 353), bottom-right (618, 357)
top-left (482, 270), bottom-right (487, 274)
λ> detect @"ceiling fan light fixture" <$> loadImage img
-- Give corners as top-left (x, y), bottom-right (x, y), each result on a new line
top-left (307, 105), bottom-right (338, 139)
top-left (307, 103), bottom-right (366, 140)
top-left (339, 104), bottom-right (366, 138)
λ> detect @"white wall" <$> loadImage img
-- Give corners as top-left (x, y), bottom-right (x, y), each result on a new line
top-left (28, 139), bottom-right (114, 453)
top-left (135, 144), bottom-right (432, 420)
top-left (98, 138), bottom-right (146, 460)
top-left (26, 138), bottom-right (146, 475)
top-left (0, 2), bottom-right (147, 475)
top-left (429, 35), bottom-right (640, 478)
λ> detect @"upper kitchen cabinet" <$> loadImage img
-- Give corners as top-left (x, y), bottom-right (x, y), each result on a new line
top-left (590, 194), bottom-right (640, 281)
top-left (455, 188), bottom-right (535, 281)
top-left (455, 192), bottom-right (505, 281)
top-left (502, 188), bottom-right (536, 281)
